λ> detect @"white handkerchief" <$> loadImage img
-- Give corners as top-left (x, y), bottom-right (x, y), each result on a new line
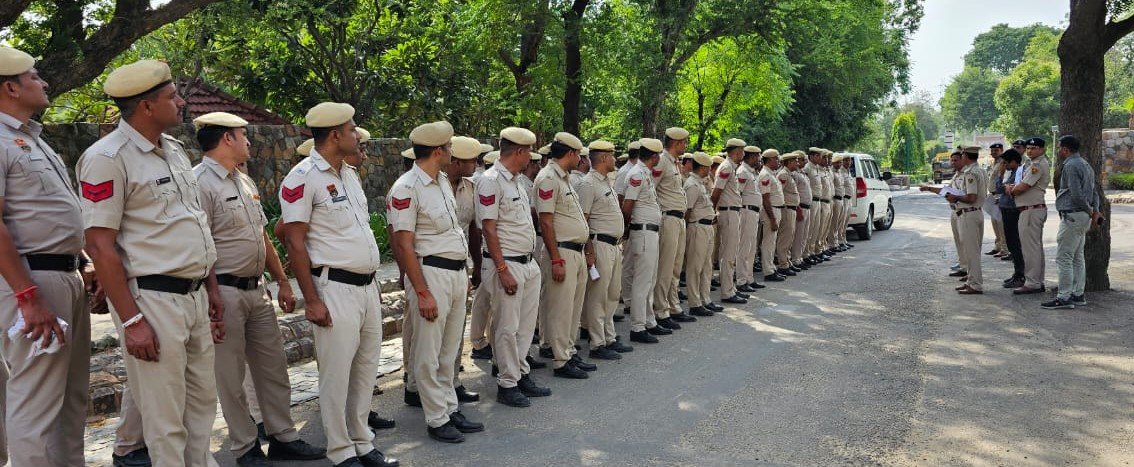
top-left (589, 265), bottom-right (601, 281)
top-left (8, 314), bottom-right (69, 358)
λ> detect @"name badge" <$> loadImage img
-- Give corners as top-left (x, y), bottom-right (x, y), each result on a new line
top-left (225, 196), bottom-right (239, 202)
top-left (157, 177), bottom-right (172, 185)
top-left (331, 195), bottom-right (348, 203)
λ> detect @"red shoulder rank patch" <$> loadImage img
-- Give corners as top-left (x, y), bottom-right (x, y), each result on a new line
top-left (651, 168), bottom-right (663, 178)
top-left (281, 184), bottom-right (305, 203)
top-left (538, 188), bottom-right (554, 200)
top-left (81, 180), bottom-right (113, 202)
top-left (761, 179), bottom-right (771, 186)
top-left (779, 176), bottom-right (787, 183)
top-left (390, 197), bottom-right (411, 210)
top-left (719, 172), bottom-right (730, 179)
top-left (629, 177), bottom-right (642, 187)
top-left (738, 177), bottom-right (748, 184)
top-left (479, 194), bottom-right (496, 206)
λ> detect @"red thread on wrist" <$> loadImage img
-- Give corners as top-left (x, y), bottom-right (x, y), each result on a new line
top-left (15, 286), bottom-right (38, 304)
top-left (551, 259), bottom-right (566, 266)
top-left (416, 289), bottom-right (430, 298)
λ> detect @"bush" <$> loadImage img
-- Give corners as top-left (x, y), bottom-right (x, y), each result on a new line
top-left (1111, 172), bottom-right (1134, 190)
top-left (260, 198), bottom-right (395, 278)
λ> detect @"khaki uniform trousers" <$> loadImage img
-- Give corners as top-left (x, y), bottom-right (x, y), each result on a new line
top-left (809, 202), bottom-right (828, 255)
top-left (684, 224), bottom-right (714, 308)
top-left (950, 213), bottom-right (965, 271)
top-left (827, 199), bottom-right (843, 249)
top-left (583, 241), bottom-right (621, 349)
top-left (776, 207), bottom-right (797, 269)
top-left (486, 259), bottom-right (541, 388)
top-left (737, 209), bottom-right (759, 285)
top-left (760, 210), bottom-right (779, 274)
top-left (310, 275), bottom-right (383, 465)
top-left (539, 248), bottom-right (586, 369)
top-left (840, 199), bottom-right (852, 244)
top-left (957, 211), bottom-right (984, 291)
top-left (405, 263), bottom-right (468, 428)
top-left (791, 208), bottom-right (810, 264)
top-left (0, 270), bottom-right (89, 467)
top-left (991, 217), bottom-right (1007, 252)
top-left (244, 369), bottom-right (261, 422)
top-left (0, 360), bottom-right (7, 466)
top-left (620, 242), bottom-right (634, 306)
top-left (534, 243), bottom-right (549, 349)
top-left (652, 217), bottom-right (683, 319)
top-left (214, 284), bottom-right (299, 456)
top-left (404, 298), bottom-right (465, 394)
top-left (717, 210), bottom-right (742, 297)
top-left (627, 229), bottom-right (660, 332)
top-left (113, 386), bottom-right (145, 456)
top-left (468, 285), bottom-right (493, 351)
top-left (111, 286), bottom-right (216, 467)
top-left (671, 223), bottom-right (686, 310)
top-left (1019, 208), bottom-right (1047, 289)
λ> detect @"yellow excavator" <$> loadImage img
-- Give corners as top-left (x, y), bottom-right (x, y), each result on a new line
top-left (931, 151), bottom-right (954, 183)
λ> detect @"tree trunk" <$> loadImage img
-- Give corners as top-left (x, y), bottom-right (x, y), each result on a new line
top-left (561, 1), bottom-right (588, 136)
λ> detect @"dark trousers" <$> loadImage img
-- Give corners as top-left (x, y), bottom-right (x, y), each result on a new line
top-left (1001, 207), bottom-right (1025, 278)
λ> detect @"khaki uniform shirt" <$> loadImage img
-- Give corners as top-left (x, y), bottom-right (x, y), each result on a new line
top-left (279, 149), bottom-right (381, 274)
top-left (820, 167), bottom-right (834, 200)
top-left (655, 150), bottom-right (687, 211)
top-left (954, 163), bottom-right (988, 209)
top-left (842, 168), bottom-right (855, 199)
top-left (78, 121), bottom-right (216, 279)
top-left (713, 158), bottom-right (743, 208)
top-left (615, 160), bottom-right (637, 196)
top-left (830, 167), bottom-right (844, 199)
top-left (624, 163), bottom-right (661, 224)
top-left (803, 162), bottom-right (823, 201)
top-left (757, 166), bottom-right (785, 206)
top-left (738, 163), bottom-right (760, 207)
top-left (778, 168), bottom-right (800, 206)
top-left (569, 170), bottom-right (586, 189)
top-left (454, 176), bottom-right (476, 230)
top-left (517, 173), bottom-right (534, 196)
top-left (387, 165), bottom-right (468, 261)
top-left (193, 156), bottom-right (268, 277)
top-left (0, 112), bottom-right (83, 257)
top-left (987, 160), bottom-right (1003, 195)
top-left (1016, 155), bottom-right (1050, 206)
top-left (793, 170), bottom-right (813, 205)
top-left (684, 173), bottom-right (715, 222)
top-left (475, 165), bottom-right (537, 256)
top-left (574, 170), bottom-right (624, 238)
top-left (534, 163), bottom-right (589, 244)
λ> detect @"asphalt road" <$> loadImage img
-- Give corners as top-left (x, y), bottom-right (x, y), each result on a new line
top-left (195, 191), bottom-right (1134, 466)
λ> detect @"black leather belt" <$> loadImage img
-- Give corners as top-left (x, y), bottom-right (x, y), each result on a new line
top-left (423, 256), bottom-right (466, 271)
top-left (745, 205), bottom-right (760, 212)
top-left (664, 210), bottom-right (684, 219)
top-left (800, 203), bottom-right (812, 209)
top-left (590, 233), bottom-right (619, 246)
top-left (557, 241), bottom-right (585, 252)
top-left (955, 207), bottom-right (981, 216)
top-left (720, 206), bottom-right (741, 211)
top-left (484, 252), bottom-right (532, 264)
top-left (695, 219), bottom-right (714, 226)
top-left (25, 254), bottom-right (84, 272)
top-left (812, 197), bottom-right (820, 202)
top-left (629, 223), bottom-right (660, 232)
top-left (136, 275), bottom-right (205, 294)
top-left (820, 199), bottom-right (831, 203)
top-left (312, 267), bottom-right (375, 286)
top-left (772, 205), bottom-right (785, 209)
top-left (216, 273), bottom-right (261, 291)
top-left (784, 205), bottom-right (797, 209)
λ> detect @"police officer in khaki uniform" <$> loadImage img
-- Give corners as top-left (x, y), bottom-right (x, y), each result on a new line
top-left (534, 132), bottom-right (594, 378)
top-left (653, 127), bottom-right (695, 330)
top-left (682, 152), bottom-right (719, 317)
top-left (388, 125), bottom-right (484, 443)
top-left (616, 141), bottom-right (641, 312)
top-left (756, 150), bottom-right (785, 282)
top-left (839, 156), bottom-right (855, 250)
top-left (986, 143), bottom-right (1007, 256)
top-left (712, 139), bottom-right (749, 304)
top-left (278, 102), bottom-right (395, 467)
top-left (575, 140), bottom-right (631, 359)
top-left (788, 152), bottom-right (813, 269)
top-left (803, 148), bottom-right (827, 264)
top-left (192, 112), bottom-right (325, 465)
top-left (736, 146), bottom-right (763, 293)
top-left (825, 153), bottom-right (843, 254)
top-left (477, 127), bottom-right (551, 408)
top-left (1006, 137), bottom-right (1050, 295)
top-left (624, 138), bottom-right (671, 343)
top-left (775, 153), bottom-right (802, 276)
top-left (949, 145), bottom-right (987, 294)
top-left (0, 46), bottom-right (91, 467)
top-left (79, 60), bottom-right (218, 467)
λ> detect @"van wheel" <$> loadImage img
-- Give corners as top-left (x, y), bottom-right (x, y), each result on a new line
top-left (874, 202), bottom-right (895, 231)
top-left (854, 207), bottom-right (874, 240)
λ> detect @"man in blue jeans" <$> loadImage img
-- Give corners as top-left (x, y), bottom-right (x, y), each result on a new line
top-left (1042, 135), bottom-right (1103, 309)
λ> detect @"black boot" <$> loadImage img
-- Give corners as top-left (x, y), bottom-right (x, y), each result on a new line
top-left (629, 330), bottom-right (659, 343)
top-left (427, 422), bottom-right (465, 443)
top-left (518, 373), bottom-right (552, 397)
top-left (367, 412), bottom-right (395, 430)
top-left (404, 389), bottom-right (422, 407)
top-left (496, 385), bottom-right (531, 407)
top-left (267, 437), bottom-right (326, 461)
top-left (689, 306), bottom-right (713, 317)
top-left (455, 385), bottom-right (480, 403)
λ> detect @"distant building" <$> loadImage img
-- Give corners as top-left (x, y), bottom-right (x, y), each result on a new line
top-left (175, 77), bottom-right (293, 125)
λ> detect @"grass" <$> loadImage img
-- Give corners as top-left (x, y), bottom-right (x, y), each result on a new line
top-left (1111, 172), bottom-right (1134, 190)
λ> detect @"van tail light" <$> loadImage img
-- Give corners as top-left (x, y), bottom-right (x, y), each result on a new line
top-left (856, 177), bottom-right (867, 198)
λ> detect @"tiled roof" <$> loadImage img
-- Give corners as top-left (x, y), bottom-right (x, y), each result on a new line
top-left (177, 77), bottom-right (293, 125)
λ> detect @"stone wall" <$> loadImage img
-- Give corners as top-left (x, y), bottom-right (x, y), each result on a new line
top-left (41, 123), bottom-right (436, 211)
top-left (1102, 128), bottom-right (1134, 188)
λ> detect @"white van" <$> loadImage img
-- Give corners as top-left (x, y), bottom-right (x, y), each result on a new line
top-left (835, 152), bottom-right (895, 240)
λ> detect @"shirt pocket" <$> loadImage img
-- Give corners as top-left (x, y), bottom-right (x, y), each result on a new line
top-left (219, 196), bottom-right (251, 230)
top-left (148, 176), bottom-right (180, 219)
top-left (424, 204), bottom-right (454, 233)
top-left (315, 200), bottom-right (356, 231)
top-left (16, 155), bottom-right (64, 196)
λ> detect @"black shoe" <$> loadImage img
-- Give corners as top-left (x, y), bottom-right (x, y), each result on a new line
top-left (471, 345), bottom-right (493, 360)
top-left (630, 330), bottom-right (659, 343)
top-left (335, 458), bottom-right (364, 467)
top-left (705, 302), bottom-right (724, 312)
top-left (671, 312), bottom-right (697, 323)
top-left (1002, 278), bottom-right (1024, 289)
top-left (948, 270), bottom-right (968, 277)
top-left (539, 347), bottom-right (553, 359)
top-left (613, 313), bottom-right (625, 322)
top-left (646, 325), bottom-right (673, 336)
top-left (789, 266), bottom-right (802, 273)
top-left (722, 295), bottom-right (748, 304)
top-left (496, 385), bottom-right (531, 407)
top-left (710, 285), bottom-right (718, 291)
top-left (569, 354), bottom-right (598, 371)
top-left (764, 274), bottom-right (785, 282)
top-left (776, 269), bottom-right (796, 277)
top-left (689, 306), bottom-right (713, 317)
top-left (711, 278), bottom-right (721, 287)
top-left (607, 341), bottom-right (634, 353)
top-left (367, 412), bottom-right (395, 430)
top-left (1003, 275), bottom-right (1022, 284)
top-left (404, 389), bottom-right (422, 407)
top-left (579, 328), bottom-right (590, 340)
top-left (236, 444), bottom-right (271, 467)
top-left (1071, 294), bottom-right (1087, 306)
top-left (449, 411), bottom-right (484, 433)
top-left (796, 264), bottom-right (809, 270)
top-left (526, 355), bottom-right (547, 369)
top-left (737, 284), bottom-right (756, 293)
top-left (1041, 298), bottom-right (1075, 309)
top-left (735, 291), bottom-right (751, 299)
top-left (256, 420), bottom-right (267, 441)
top-left (748, 282), bottom-right (766, 289)
top-left (623, 306), bottom-right (631, 315)
top-left (553, 362), bottom-right (589, 379)
top-left (455, 385), bottom-right (480, 403)
top-left (112, 448), bottom-right (151, 467)
top-left (589, 346), bottom-right (622, 360)
top-left (678, 290), bottom-right (688, 300)
top-left (518, 374), bottom-right (552, 397)
top-left (358, 449), bottom-right (399, 467)
top-left (427, 422), bottom-right (465, 443)
top-left (267, 437), bottom-right (326, 461)
top-left (657, 317), bottom-right (681, 330)
top-left (491, 364), bottom-right (498, 377)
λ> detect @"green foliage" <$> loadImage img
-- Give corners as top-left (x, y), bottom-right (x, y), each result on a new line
top-left (369, 211), bottom-right (393, 262)
top-left (993, 30), bottom-right (1060, 139)
top-left (887, 112), bottom-right (925, 174)
top-left (963, 23), bottom-right (1061, 74)
top-left (940, 66), bottom-right (1001, 131)
top-left (1110, 172), bottom-right (1134, 190)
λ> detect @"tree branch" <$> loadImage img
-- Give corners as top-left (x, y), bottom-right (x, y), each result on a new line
top-left (0, 0), bottom-right (33, 30)
top-left (1104, 14), bottom-right (1134, 50)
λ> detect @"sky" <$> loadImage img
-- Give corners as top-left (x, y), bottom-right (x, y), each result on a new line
top-left (906, 0), bottom-right (1068, 102)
